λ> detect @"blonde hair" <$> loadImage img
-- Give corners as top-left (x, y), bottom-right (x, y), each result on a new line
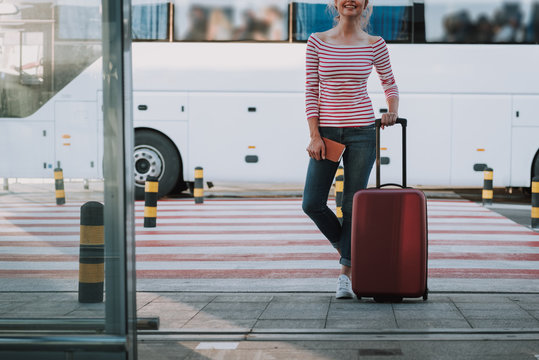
top-left (327, 1), bottom-right (373, 31)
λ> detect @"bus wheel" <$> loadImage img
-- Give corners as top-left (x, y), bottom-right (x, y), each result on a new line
top-left (134, 130), bottom-right (181, 200)
top-left (524, 151), bottom-right (539, 196)
top-left (186, 181), bottom-right (195, 196)
top-left (534, 152), bottom-right (539, 181)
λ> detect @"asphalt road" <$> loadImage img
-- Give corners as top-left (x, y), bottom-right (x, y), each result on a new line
top-left (453, 188), bottom-right (534, 229)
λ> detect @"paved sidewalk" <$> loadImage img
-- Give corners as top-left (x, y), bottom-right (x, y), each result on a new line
top-left (1, 291), bottom-right (538, 359)
top-left (1, 291), bottom-right (538, 330)
top-left (136, 291), bottom-right (539, 359)
top-left (135, 292), bottom-right (539, 331)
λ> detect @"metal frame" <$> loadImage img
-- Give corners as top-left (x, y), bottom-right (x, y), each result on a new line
top-left (103, 0), bottom-right (137, 356)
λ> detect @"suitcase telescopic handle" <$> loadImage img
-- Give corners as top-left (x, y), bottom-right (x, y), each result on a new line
top-left (375, 118), bottom-right (407, 188)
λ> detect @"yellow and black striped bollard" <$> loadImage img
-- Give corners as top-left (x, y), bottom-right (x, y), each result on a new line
top-left (144, 176), bottom-right (159, 228)
top-left (335, 173), bottom-right (344, 224)
top-left (54, 167), bottom-right (65, 205)
top-left (336, 166), bottom-right (344, 178)
top-left (79, 201), bottom-right (104, 303)
top-left (333, 166), bottom-right (344, 197)
top-left (335, 166), bottom-right (344, 190)
top-left (482, 167), bottom-right (493, 206)
top-left (194, 167), bottom-right (204, 204)
top-left (532, 176), bottom-right (539, 230)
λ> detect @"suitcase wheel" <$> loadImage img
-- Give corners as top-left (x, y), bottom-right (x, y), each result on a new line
top-left (423, 288), bottom-right (429, 301)
top-left (374, 296), bottom-right (403, 303)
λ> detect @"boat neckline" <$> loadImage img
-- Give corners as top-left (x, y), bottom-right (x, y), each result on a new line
top-left (311, 33), bottom-right (381, 47)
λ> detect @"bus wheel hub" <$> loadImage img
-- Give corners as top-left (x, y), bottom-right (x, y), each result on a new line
top-left (134, 146), bottom-right (163, 185)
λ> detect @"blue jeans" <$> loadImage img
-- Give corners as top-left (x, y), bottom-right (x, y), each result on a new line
top-left (302, 125), bottom-right (376, 267)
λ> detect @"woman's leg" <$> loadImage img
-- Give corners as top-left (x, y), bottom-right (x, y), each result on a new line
top-left (302, 156), bottom-right (341, 250)
top-left (339, 125), bottom-right (376, 270)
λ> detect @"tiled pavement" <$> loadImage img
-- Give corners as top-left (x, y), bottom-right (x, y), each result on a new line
top-left (143, 292), bottom-right (539, 330)
top-left (3, 291), bottom-right (539, 330)
top-left (1, 292), bottom-right (539, 359)
top-left (138, 292), bottom-right (539, 359)
top-left (138, 339), bottom-right (539, 360)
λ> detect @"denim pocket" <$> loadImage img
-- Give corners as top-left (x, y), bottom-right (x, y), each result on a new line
top-left (344, 125), bottom-right (375, 148)
top-left (358, 124), bottom-right (375, 131)
top-left (318, 127), bottom-right (341, 142)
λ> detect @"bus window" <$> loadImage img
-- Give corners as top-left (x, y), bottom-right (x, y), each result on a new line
top-left (370, 3), bottom-right (412, 42)
top-left (0, 28), bottom-right (47, 118)
top-left (55, 2), bottom-right (102, 92)
top-left (57, 3), bottom-right (101, 40)
top-left (292, 0), bottom-right (413, 42)
top-left (0, 2), bottom-right (54, 118)
top-left (172, 0), bottom-right (289, 42)
top-left (132, 1), bottom-right (170, 40)
top-left (292, 2), bottom-right (333, 40)
top-left (0, 1), bottom-right (101, 118)
top-left (424, 0), bottom-right (539, 44)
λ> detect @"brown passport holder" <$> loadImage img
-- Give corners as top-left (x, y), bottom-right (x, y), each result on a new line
top-left (322, 137), bottom-right (346, 163)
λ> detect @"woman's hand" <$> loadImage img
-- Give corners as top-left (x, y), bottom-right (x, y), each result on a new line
top-left (306, 136), bottom-right (326, 161)
top-left (381, 112), bottom-right (398, 129)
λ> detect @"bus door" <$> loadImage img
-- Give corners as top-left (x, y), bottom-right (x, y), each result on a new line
top-left (54, 101), bottom-right (99, 178)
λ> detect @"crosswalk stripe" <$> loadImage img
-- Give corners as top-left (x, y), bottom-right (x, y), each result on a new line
top-left (0, 198), bottom-right (537, 283)
top-left (1, 253), bottom-right (538, 263)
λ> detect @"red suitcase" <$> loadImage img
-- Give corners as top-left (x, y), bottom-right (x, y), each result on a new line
top-left (351, 118), bottom-right (428, 302)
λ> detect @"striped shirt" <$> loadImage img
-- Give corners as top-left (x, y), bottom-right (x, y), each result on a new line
top-left (305, 33), bottom-right (399, 127)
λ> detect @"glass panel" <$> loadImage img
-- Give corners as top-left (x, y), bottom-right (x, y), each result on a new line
top-left (0, 0), bottom-right (135, 355)
top-left (173, 0), bottom-right (289, 41)
top-left (0, 0), bottom-right (105, 324)
top-left (424, 0), bottom-right (539, 43)
top-left (292, 0), bottom-right (412, 42)
top-left (132, 0), bottom-right (170, 40)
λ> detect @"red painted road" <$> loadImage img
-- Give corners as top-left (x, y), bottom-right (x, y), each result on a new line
top-left (0, 198), bottom-right (537, 281)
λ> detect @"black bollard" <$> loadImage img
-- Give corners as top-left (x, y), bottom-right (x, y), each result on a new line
top-left (194, 167), bottom-right (204, 204)
top-left (79, 201), bottom-right (104, 303)
top-left (532, 176), bottom-right (539, 230)
top-left (54, 168), bottom-right (65, 205)
top-left (144, 176), bottom-right (159, 228)
top-left (335, 173), bottom-right (344, 224)
top-left (482, 168), bottom-right (493, 206)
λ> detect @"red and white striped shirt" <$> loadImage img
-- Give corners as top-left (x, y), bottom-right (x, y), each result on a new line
top-left (305, 34), bottom-right (399, 127)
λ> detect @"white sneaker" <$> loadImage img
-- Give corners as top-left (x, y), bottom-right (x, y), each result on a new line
top-left (336, 274), bottom-right (354, 299)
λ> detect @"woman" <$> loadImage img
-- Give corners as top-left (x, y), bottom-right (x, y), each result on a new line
top-left (302, 0), bottom-right (399, 299)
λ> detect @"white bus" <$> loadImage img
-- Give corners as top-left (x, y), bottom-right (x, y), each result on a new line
top-left (1, 0), bottom-right (538, 199)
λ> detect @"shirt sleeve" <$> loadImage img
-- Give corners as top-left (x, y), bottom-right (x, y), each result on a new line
top-left (372, 38), bottom-right (399, 100)
top-left (305, 34), bottom-right (320, 119)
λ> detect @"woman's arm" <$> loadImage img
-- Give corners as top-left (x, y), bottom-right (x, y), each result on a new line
top-left (305, 35), bottom-right (320, 121)
top-left (372, 38), bottom-right (399, 128)
top-left (306, 116), bottom-right (325, 161)
top-left (382, 96), bottom-right (399, 129)
top-left (305, 35), bottom-right (325, 160)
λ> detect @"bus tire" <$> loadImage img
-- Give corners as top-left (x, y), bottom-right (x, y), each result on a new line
top-left (134, 130), bottom-right (182, 200)
top-left (187, 181), bottom-right (195, 196)
top-left (533, 151), bottom-right (539, 182)
top-left (523, 151), bottom-right (539, 196)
